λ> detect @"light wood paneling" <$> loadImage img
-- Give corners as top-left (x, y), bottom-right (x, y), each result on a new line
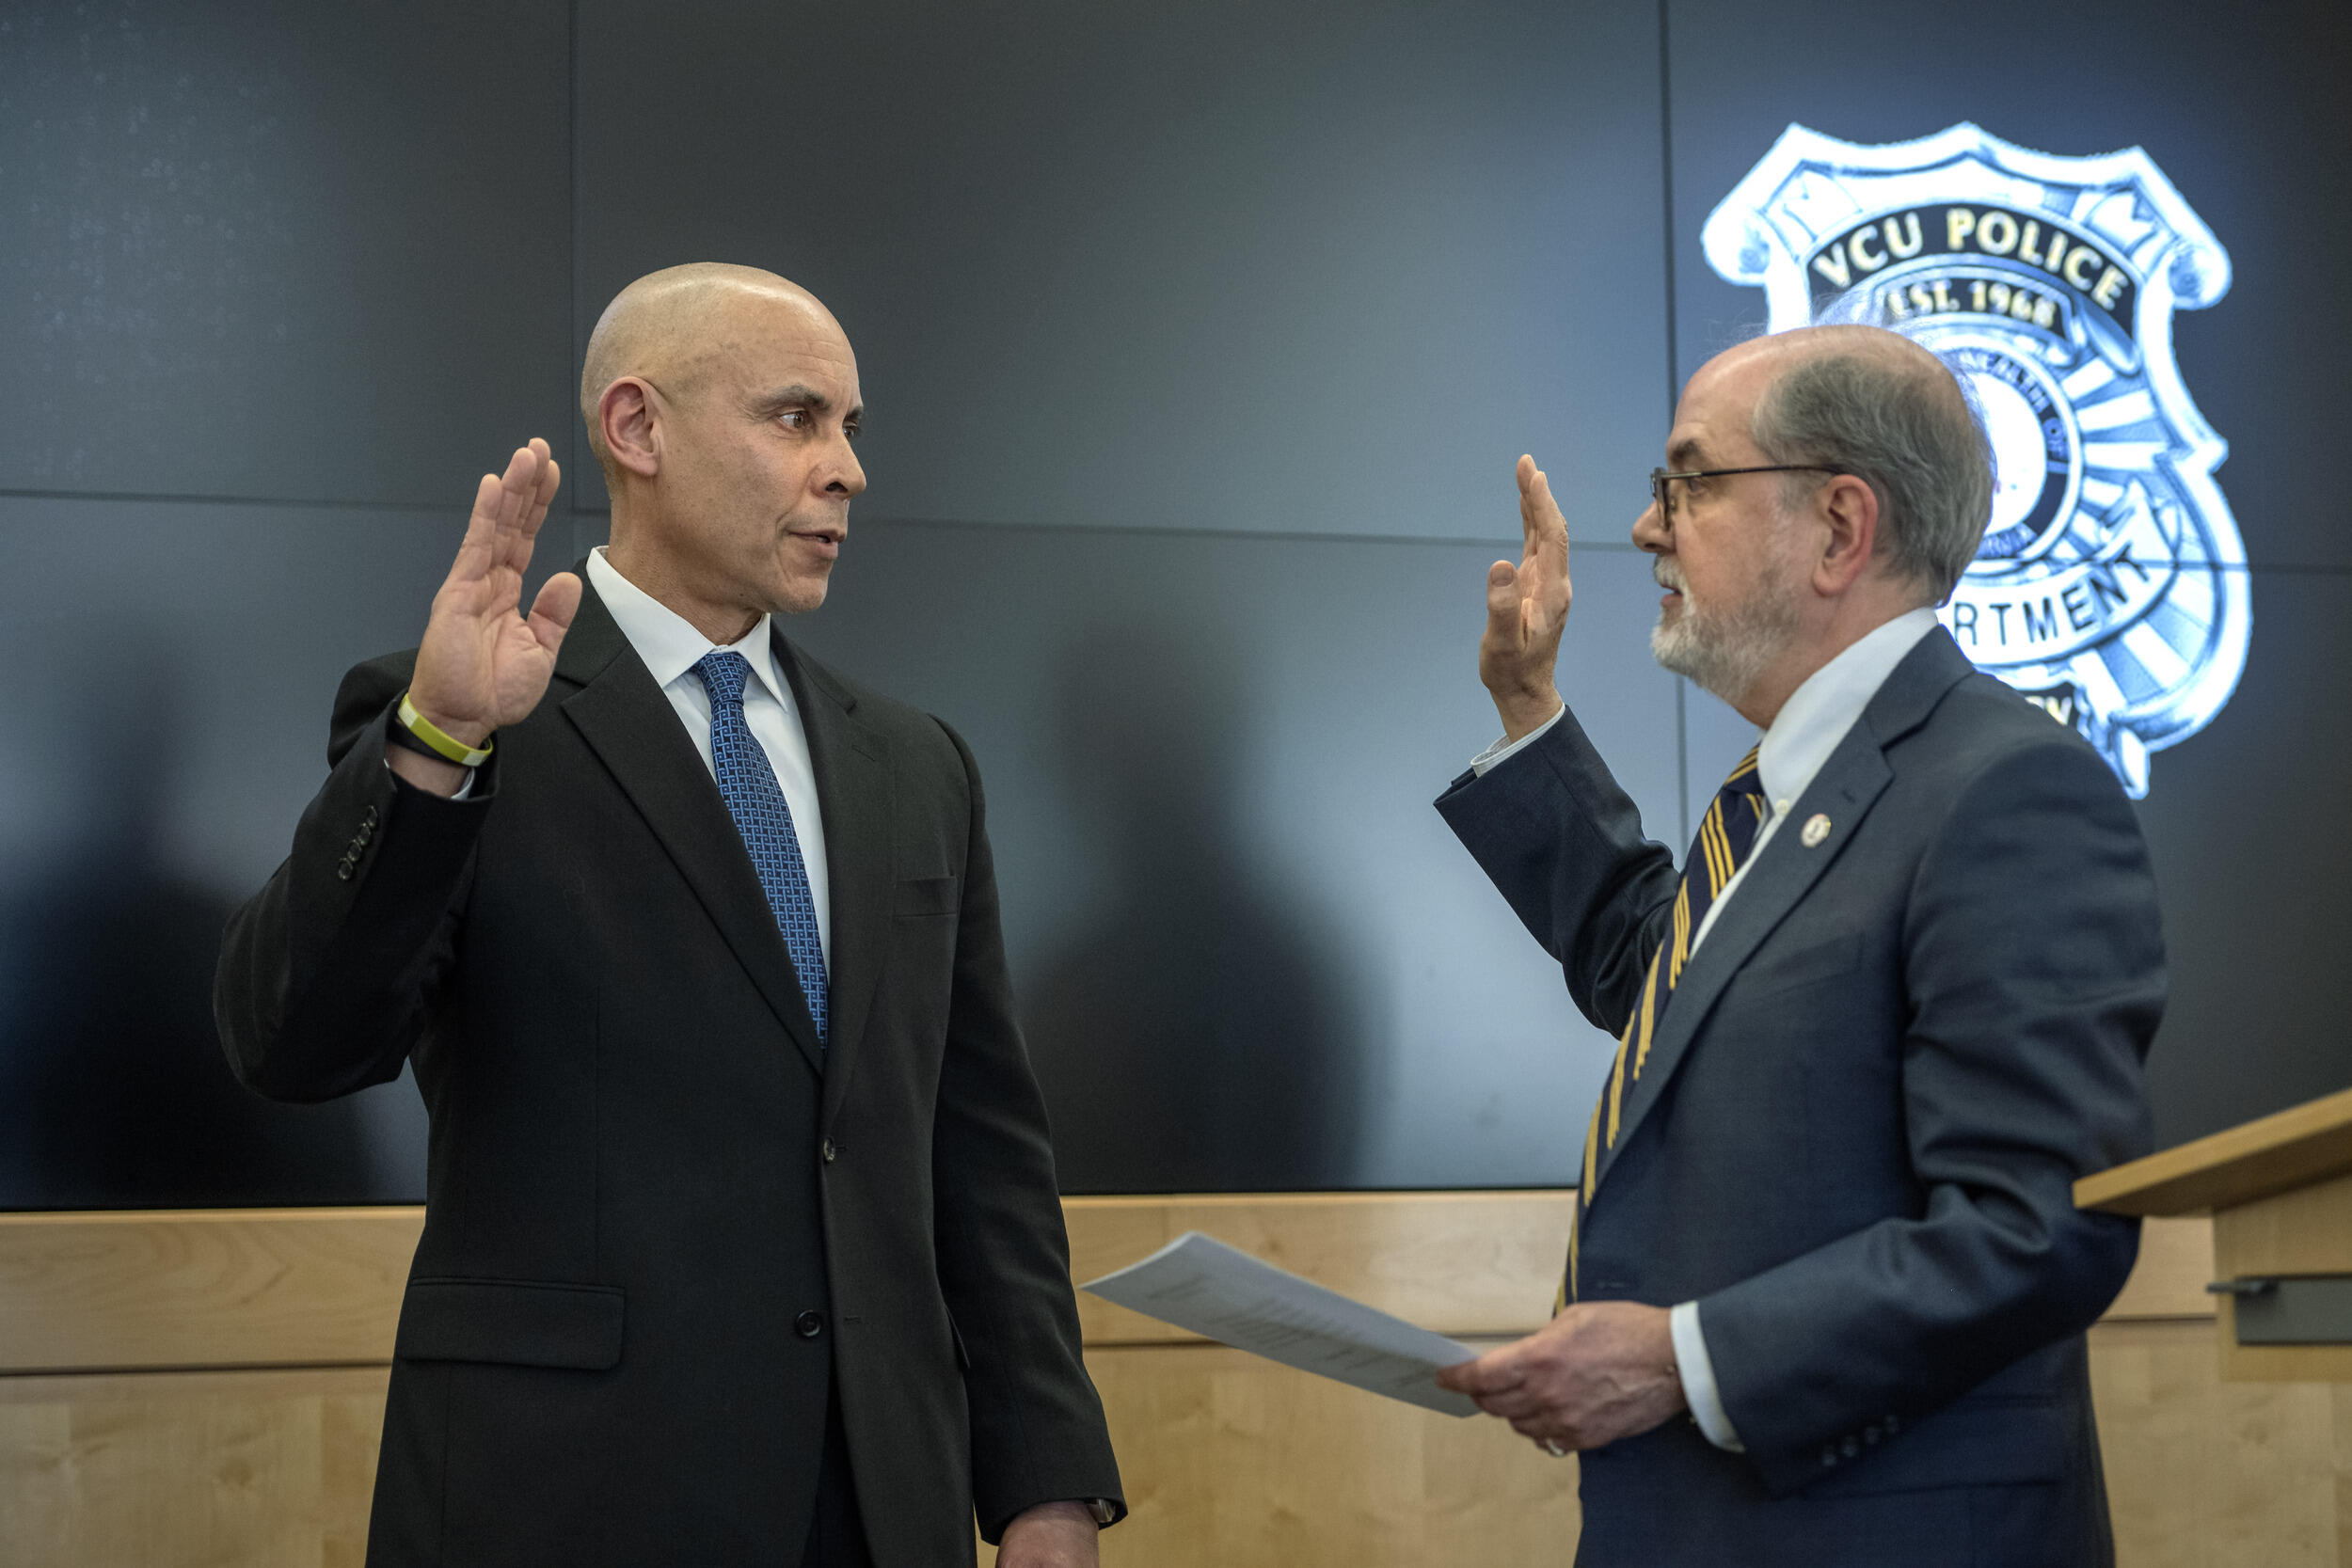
top-left (1028, 1340), bottom-right (1579, 1566)
top-left (2077, 1085), bottom-right (2352, 1216)
top-left (2214, 1171), bottom-right (2352, 1277)
top-left (0, 1366), bottom-right (389, 1568)
top-left (2212, 1172), bottom-right (2352, 1384)
top-left (2077, 1087), bottom-right (2352, 1388)
top-left (0, 1209), bottom-right (422, 1373)
top-left (2, 1199), bottom-right (2344, 1568)
top-left (0, 1199), bottom-right (1566, 1374)
top-left (2090, 1319), bottom-right (2351, 1567)
top-left (0, 1196), bottom-right (2206, 1368)
top-left (2106, 1215), bottom-right (2219, 1321)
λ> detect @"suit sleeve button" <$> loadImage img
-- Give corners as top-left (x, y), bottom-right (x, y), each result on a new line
top-left (794, 1309), bottom-right (825, 1338)
top-left (820, 1138), bottom-right (837, 1164)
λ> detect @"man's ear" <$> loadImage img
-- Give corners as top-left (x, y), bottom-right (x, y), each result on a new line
top-left (1812, 473), bottom-right (1880, 596)
top-left (597, 377), bottom-right (662, 481)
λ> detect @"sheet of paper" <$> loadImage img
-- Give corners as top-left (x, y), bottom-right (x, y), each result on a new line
top-left (1080, 1230), bottom-right (1481, 1417)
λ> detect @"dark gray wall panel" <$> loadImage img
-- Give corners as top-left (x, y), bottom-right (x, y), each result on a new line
top-left (1663, 0), bottom-right (2352, 569)
top-left (0, 493), bottom-right (516, 1205)
top-left (8, 0), bottom-right (2338, 1212)
top-left (571, 0), bottom-right (1667, 545)
top-left (0, 1), bottom-right (573, 506)
top-left (1662, 0), bottom-right (2352, 1155)
top-left (2131, 567), bottom-right (2352, 1147)
top-left (758, 517), bottom-right (1677, 1190)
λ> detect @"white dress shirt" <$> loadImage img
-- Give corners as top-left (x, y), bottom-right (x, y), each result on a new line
top-left (1471, 607), bottom-right (1942, 1450)
top-left (584, 548), bottom-right (833, 969)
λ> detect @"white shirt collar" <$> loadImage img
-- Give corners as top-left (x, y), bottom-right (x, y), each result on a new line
top-left (587, 546), bottom-right (790, 707)
top-left (1755, 607), bottom-right (1942, 813)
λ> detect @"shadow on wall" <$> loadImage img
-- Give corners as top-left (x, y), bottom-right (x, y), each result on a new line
top-left (1022, 622), bottom-right (1365, 1193)
top-left (0, 642), bottom-right (373, 1209)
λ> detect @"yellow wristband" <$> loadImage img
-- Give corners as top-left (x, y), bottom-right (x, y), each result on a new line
top-left (397, 691), bottom-right (494, 768)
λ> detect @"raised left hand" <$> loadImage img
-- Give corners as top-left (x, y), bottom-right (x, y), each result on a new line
top-left (1437, 1300), bottom-right (1687, 1455)
top-left (995, 1499), bottom-right (1100, 1568)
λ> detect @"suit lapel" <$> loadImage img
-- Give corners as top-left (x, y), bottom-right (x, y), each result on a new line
top-left (556, 580), bottom-right (827, 1079)
top-left (775, 633), bottom-right (895, 1131)
top-left (1589, 629), bottom-right (1978, 1195)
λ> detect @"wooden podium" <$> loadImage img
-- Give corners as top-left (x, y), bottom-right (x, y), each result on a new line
top-left (2077, 1085), bottom-right (2352, 1382)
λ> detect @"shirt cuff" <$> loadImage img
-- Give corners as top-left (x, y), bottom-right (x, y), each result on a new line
top-left (1468, 704), bottom-right (1566, 776)
top-left (1670, 1300), bottom-right (1744, 1452)
top-left (383, 757), bottom-right (478, 801)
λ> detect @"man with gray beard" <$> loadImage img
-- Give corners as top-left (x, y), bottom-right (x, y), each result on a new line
top-left (1432, 325), bottom-right (2162, 1566)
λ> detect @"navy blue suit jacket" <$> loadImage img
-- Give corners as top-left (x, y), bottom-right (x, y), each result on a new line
top-left (1438, 628), bottom-right (2162, 1568)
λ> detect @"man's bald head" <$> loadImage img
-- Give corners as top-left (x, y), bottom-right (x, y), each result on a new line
top-left (580, 263), bottom-right (845, 483)
top-left (1726, 323), bottom-right (1994, 604)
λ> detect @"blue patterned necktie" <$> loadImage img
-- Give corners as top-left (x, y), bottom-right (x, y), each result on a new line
top-left (693, 650), bottom-right (828, 1045)
top-left (1565, 745), bottom-right (1768, 1302)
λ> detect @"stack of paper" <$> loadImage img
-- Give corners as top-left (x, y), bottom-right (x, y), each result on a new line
top-left (1081, 1230), bottom-right (1480, 1417)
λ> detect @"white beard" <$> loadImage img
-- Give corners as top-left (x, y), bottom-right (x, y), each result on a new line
top-left (1649, 567), bottom-right (1801, 706)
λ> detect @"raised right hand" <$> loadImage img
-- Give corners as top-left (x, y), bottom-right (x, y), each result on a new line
top-left (1478, 453), bottom-right (1572, 741)
top-left (407, 438), bottom-right (580, 746)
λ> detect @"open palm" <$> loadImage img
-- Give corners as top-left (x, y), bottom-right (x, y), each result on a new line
top-left (1478, 453), bottom-right (1574, 736)
top-left (408, 438), bottom-right (582, 742)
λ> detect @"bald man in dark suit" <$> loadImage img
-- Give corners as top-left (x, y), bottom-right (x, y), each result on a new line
top-left (218, 264), bottom-right (1121, 1567)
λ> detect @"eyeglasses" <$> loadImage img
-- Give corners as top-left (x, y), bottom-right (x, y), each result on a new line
top-left (1648, 465), bottom-right (1848, 520)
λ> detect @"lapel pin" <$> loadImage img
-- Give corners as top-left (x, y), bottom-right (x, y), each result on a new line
top-left (1801, 814), bottom-right (1832, 847)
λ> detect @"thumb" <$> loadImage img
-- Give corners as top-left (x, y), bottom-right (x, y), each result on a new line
top-left (1437, 1345), bottom-right (1518, 1394)
top-left (1486, 561), bottom-right (1521, 624)
top-left (528, 571), bottom-right (583, 652)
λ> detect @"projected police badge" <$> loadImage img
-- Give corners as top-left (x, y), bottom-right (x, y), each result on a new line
top-left (1702, 123), bottom-right (2244, 797)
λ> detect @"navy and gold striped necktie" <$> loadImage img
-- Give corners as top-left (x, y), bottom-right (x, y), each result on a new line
top-left (1565, 745), bottom-right (1769, 1303)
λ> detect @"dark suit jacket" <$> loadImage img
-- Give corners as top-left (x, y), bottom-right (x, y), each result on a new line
top-left (1437, 629), bottom-right (2162, 1568)
top-left (215, 579), bottom-right (1121, 1566)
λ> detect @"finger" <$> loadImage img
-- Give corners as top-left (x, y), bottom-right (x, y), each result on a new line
top-left (488, 442), bottom-right (558, 577)
top-left (1438, 1344), bottom-right (1527, 1396)
top-left (1473, 1384), bottom-right (1549, 1420)
top-left (496, 443), bottom-right (541, 540)
top-left (522, 436), bottom-right (554, 504)
top-left (1520, 464), bottom-right (1572, 592)
top-left (448, 470), bottom-right (508, 587)
top-left (509, 445), bottom-right (563, 565)
top-left (528, 571), bottom-right (582, 653)
top-left (1511, 1416), bottom-right (1573, 1449)
top-left (1436, 1357), bottom-right (1487, 1393)
top-left (1515, 454), bottom-right (1543, 562)
top-left (528, 448), bottom-right (562, 524)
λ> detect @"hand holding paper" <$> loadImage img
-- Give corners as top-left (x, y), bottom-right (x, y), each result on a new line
top-left (1435, 1300), bottom-right (1686, 1455)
